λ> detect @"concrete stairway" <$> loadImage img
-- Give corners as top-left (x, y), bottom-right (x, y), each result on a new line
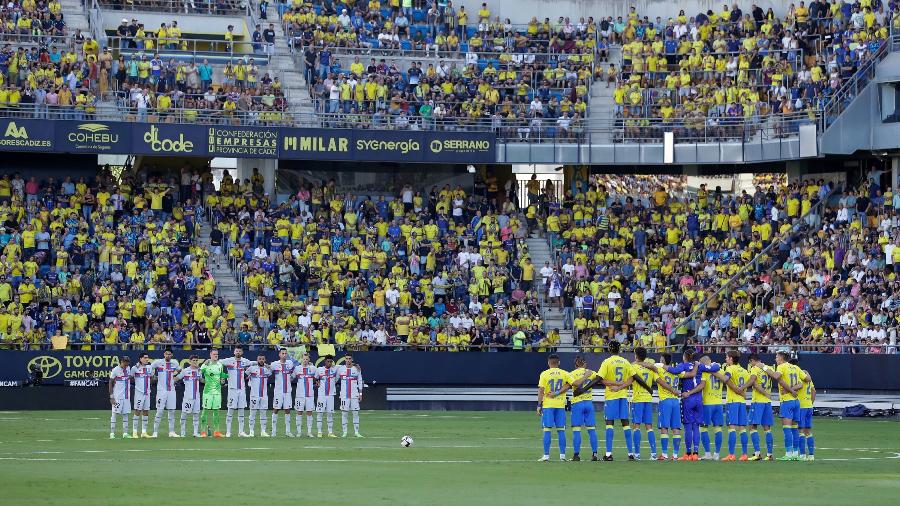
top-left (250, 6), bottom-right (315, 117)
top-left (524, 236), bottom-right (575, 351)
top-left (60, 0), bottom-right (91, 36)
top-left (197, 220), bottom-right (252, 320)
top-left (588, 44), bottom-right (622, 144)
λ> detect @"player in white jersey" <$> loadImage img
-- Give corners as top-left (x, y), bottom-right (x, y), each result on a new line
top-left (291, 352), bottom-right (317, 437)
top-left (269, 349), bottom-right (295, 437)
top-left (108, 356), bottom-right (133, 439)
top-left (315, 355), bottom-right (339, 437)
top-left (177, 355), bottom-right (203, 437)
top-left (150, 349), bottom-right (183, 437)
top-left (246, 355), bottom-right (271, 437)
top-left (130, 352), bottom-right (153, 438)
top-left (336, 354), bottom-right (364, 438)
top-left (220, 346), bottom-right (254, 437)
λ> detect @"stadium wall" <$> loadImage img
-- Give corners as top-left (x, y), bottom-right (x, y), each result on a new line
top-left (2, 350), bottom-right (898, 390)
top-left (480, 0), bottom-right (789, 26)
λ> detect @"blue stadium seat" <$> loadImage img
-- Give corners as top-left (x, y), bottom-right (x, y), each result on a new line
top-left (412, 10), bottom-right (426, 23)
top-left (400, 40), bottom-right (412, 50)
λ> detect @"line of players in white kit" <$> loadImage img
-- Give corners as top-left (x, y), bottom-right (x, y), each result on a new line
top-left (108, 346), bottom-right (364, 439)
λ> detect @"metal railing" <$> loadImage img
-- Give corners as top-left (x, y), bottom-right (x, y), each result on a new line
top-left (95, 0), bottom-right (249, 16)
top-left (821, 38), bottom-right (891, 128)
top-left (105, 35), bottom-right (264, 59)
top-left (0, 33), bottom-right (81, 49)
top-left (668, 184), bottom-right (837, 344)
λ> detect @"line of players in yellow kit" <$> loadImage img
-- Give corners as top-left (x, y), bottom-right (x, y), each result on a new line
top-left (538, 342), bottom-right (816, 462)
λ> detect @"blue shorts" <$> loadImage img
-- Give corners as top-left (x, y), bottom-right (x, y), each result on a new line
top-left (682, 395), bottom-right (702, 424)
top-left (658, 398), bottom-right (682, 429)
top-left (604, 398), bottom-right (629, 421)
top-left (631, 401), bottom-right (653, 425)
top-left (749, 402), bottom-right (774, 426)
top-left (571, 400), bottom-right (597, 428)
top-left (702, 404), bottom-right (725, 426)
top-left (725, 402), bottom-right (748, 426)
top-left (541, 407), bottom-right (566, 429)
top-left (780, 400), bottom-right (801, 422)
top-left (798, 408), bottom-right (813, 429)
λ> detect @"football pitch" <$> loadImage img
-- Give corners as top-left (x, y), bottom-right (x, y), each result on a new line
top-left (0, 411), bottom-right (898, 505)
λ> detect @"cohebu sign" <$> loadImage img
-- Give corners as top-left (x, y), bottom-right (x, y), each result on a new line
top-left (1, 119), bottom-right (497, 162)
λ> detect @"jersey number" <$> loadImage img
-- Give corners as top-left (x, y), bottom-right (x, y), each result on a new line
top-left (549, 379), bottom-right (564, 395)
top-left (711, 376), bottom-right (721, 390)
top-left (789, 373), bottom-right (799, 388)
top-left (614, 367), bottom-right (624, 382)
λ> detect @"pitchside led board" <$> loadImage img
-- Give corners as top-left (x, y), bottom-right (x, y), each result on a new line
top-left (0, 118), bottom-right (496, 163)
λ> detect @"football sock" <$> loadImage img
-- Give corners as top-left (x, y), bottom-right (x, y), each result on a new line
top-left (295, 413), bottom-right (304, 434)
top-left (236, 409), bottom-right (245, 432)
top-left (647, 429), bottom-right (657, 455)
top-left (180, 413), bottom-right (187, 436)
top-left (673, 434), bottom-right (682, 456)
top-left (226, 408), bottom-right (234, 433)
top-left (572, 427), bottom-right (582, 454)
top-left (352, 411), bottom-right (360, 434)
top-left (543, 429), bottom-right (551, 455)
top-left (142, 415), bottom-right (149, 433)
top-left (623, 427), bottom-right (633, 454)
top-left (587, 428), bottom-right (598, 453)
top-left (692, 424), bottom-right (700, 452)
top-left (133, 413), bottom-right (140, 433)
top-left (307, 414), bottom-right (314, 434)
top-left (327, 412), bottom-right (334, 433)
top-left (632, 428), bottom-right (641, 455)
top-left (168, 411), bottom-right (175, 432)
top-left (791, 427), bottom-right (800, 455)
top-left (660, 433), bottom-right (669, 455)
top-left (258, 410), bottom-right (267, 432)
top-left (714, 427), bottom-right (723, 453)
top-left (283, 413), bottom-right (291, 433)
top-left (798, 434), bottom-right (807, 455)
top-left (317, 412), bottom-right (323, 433)
top-left (807, 433), bottom-right (815, 455)
top-left (122, 413), bottom-right (130, 433)
top-left (740, 429), bottom-right (748, 455)
top-left (557, 429), bottom-right (566, 454)
top-left (728, 429), bottom-right (736, 455)
top-left (782, 427), bottom-right (793, 453)
top-left (605, 425), bottom-right (614, 454)
top-left (683, 425), bottom-right (693, 453)
top-left (109, 412), bottom-right (117, 434)
top-left (212, 409), bottom-right (220, 431)
top-left (249, 409), bottom-right (257, 431)
top-left (751, 430), bottom-right (761, 452)
top-left (765, 430), bottom-right (773, 454)
top-left (700, 427), bottom-right (710, 453)
top-left (341, 411), bottom-right (349, 434)
top-left (153, 410), bottom-right (163, 434)
top-left (200, 410), bottom-right (208, 430)
top-left (271, 413), bottom-right (279, 436)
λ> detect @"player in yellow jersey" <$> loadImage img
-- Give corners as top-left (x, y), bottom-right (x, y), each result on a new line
top-left (653, 353), bottom-right (685, 460)
top-left (572, 341), bottom-right (635, 460)
top-left (629, 347), bottom-right (658, 460)
top-left (747, 353), bottom-right (775, 460)
top-left (537, 354), bottom-right (570, 461)
top-left (721, 351), bottom-right (751, 461)
top-left (761, 352), bottom-right (805, 461)
top-left (567, 356), bottom-right (598, 461)
top-left (792, 359), bottom-right (816, 461)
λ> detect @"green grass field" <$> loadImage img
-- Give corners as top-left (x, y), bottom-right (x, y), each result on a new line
top-left (0, 411), bottom-right (898, 505)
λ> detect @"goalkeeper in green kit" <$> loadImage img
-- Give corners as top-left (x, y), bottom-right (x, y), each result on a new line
top-left (199, 349), bottom-right (227, 438)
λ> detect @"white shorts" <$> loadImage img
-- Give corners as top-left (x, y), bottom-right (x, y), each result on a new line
top-left (340, 398), bottom-right (360, 411)
top-left (182, 397), bottom-right (201, 414)
top-left (249, 396), bottom-right (269, 410)
top-left (273, 392), bottom-right (292, 410)
top-left (156, 390), bottom-right (177, 410)
top-left (316, 396), bottom-right (334, 413)
top-left (134, 393), bottom-right (152, 411)
top-left (295, 396), bottom-right (315, 412)
top-left (112, 397), bottom-right (131, 414)
top-left (227, 389), bottom-right (247, 409)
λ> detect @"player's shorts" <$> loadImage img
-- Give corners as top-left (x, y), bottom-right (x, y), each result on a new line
top-left (541, 407), bottom-right (566, 429)
top-left (631, 401), bottom-right (653, 425)
top-left (134, 392), bottom-right (152, 411)
top-left (227, 389), bottom-right (247, 409)
top-left (798, 408), bottom-right (813, 429)
top-left (658, 398), bottom-right (682, 429)
top-left (702, 404), bottom-right (724, 426)
top-left (682, 396), bottom-right (702, 424)
top-left (273, 392), bottom-right (292, 410)
top-left (725, 402), bottom-right (748, 426)
top-left (155, 390), bottom-right (176, 410)
top-left (316, 396), bottom-right (335, 413)
top-left (202, 392), bottom-right (222, 410)
top-left (295, 396), bottom-right (315, 412)
top-left (749, 402), bottom-right (774, 426)
top-left (570, 400), bottom-right (596, 428)
top-left (340, 398), bottom-right (360, 411)
top-left (779, 400), bottom-right (801, 422)
top-left (111, 396), bottom-right (131, 415)
top-left (250, 396), bottom-right (269, 410)
top-left (182, 397), bottom-right (201, 414)
top-left (603, 398), bottom-right (629, 420)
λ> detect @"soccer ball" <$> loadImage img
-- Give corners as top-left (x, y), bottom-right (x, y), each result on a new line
top-left (400, 435), bottom-right (414, 447)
